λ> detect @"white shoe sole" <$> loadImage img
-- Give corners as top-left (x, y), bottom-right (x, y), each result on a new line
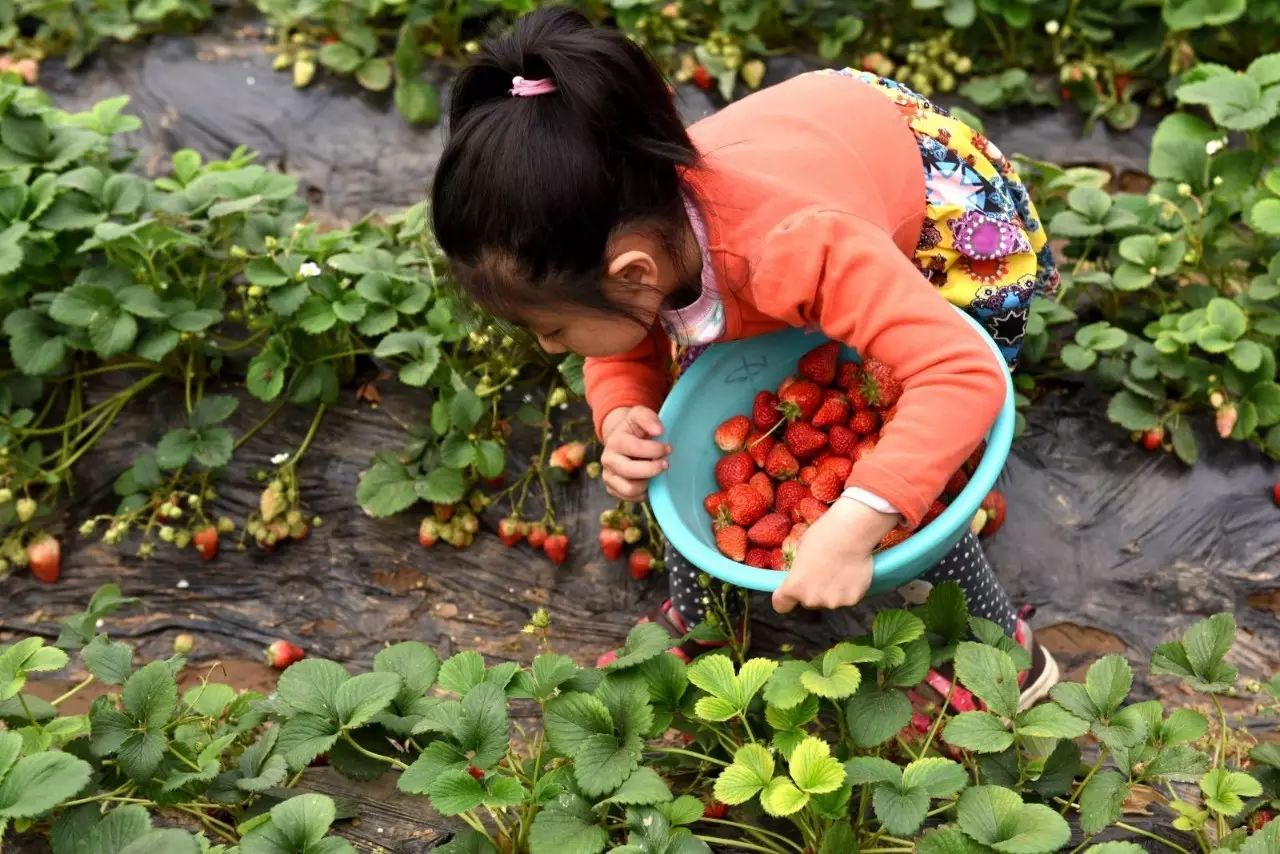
top-left (1018, 645), bottom-right (1061, 712)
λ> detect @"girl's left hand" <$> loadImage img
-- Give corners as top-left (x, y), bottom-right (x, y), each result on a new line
top-left (772, 499), bottom-right (899, 613)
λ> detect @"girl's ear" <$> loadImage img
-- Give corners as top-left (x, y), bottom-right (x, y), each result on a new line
top-left (606, 248), bottom-right (660, 286)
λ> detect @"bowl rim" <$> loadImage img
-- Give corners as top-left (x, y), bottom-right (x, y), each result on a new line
top-left (648, 309), bottom-right (1015, 593)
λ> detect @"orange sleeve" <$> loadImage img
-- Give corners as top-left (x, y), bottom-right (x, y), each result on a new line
top-left (583, 323), bottom-right (673, 438)
top-left (749, 210), bottom-right (1006, 527)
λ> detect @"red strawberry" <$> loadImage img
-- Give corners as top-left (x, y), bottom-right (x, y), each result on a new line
top-left (499, 517), bottom-right (524, 547)
top-left (726, 483), bottom-right (769, 526)
top-left (923, 500), bottom-right (947, 525)
top-left (794, 496), bottom-right (828, 524)
top-left (629, 548), bottom-right (654, 580)
top-left (849, 408), bottom-right (880, 435)
top-left (703, 800), bottom-right (729, 820)
top-left (745, 548), bottom-right (773, 568)
top-left (769, 548), bottom-right (786, 570)
top-left (798, 465), bottom-right (817, 486)
top-left (861, 358), bottom-right (903, 409)
top-left (945, 468), bottom-right (969, 497)
top-left (878, 527), bottom-right (911, 550)
top-left (714, 524), bottom-right (747, 561)
top-left (1250, 809), bottom-right (1273, 831)
top-left (748, 472), bottom-right (775, 506)
top-left (752, 391), bottom-right (782, 432)
top-left (811, 395), bottom-right (850, 429)
top-left (798, 342), bottom-right (840, 386)
top-left (714, 415), bottom-right (751, 452)
top-left (265, 639), bottom-right (305, 669)
top-left (692, 64), bottom-right (713, 90)
top-left (910, 711), bottom-right (932, 734)
top-left (434, 503), bottom-right (455, 522)
top-left (746, 431), bottom-right (775, 467)
top-left (193, 526), bottom-right (219, 561)
top-left (27, 536), bottom-right (60, 584)
top-left (418, 518), bottom-right (440, 547)
top-left (598, 527), bottom-right (624, 560)
top-left (748, 513), bottom-right (791, 548)
top-left (715, 451), bottom-right (755, 489)
top-left (543, 533), bottom-right (569, 565)
top-left (828, 425), bottom-right (856, 456)
top-left (778, 380), bottom-right (822, 421)
top-left (467, 765), bottom-right (485, 781)
top-left (1141, 427), bottom-right (1163, 452)
top-left (526, 523), bottom-right (548, 549)
top-left (1273, 484), bottom-right (1280, 507)
top-left (784, 422), bottom-right (826, 459)
top-left (775, 480), bottom-right (810, 516)
top-left (764, 444), bottom-right (799, 479)
top-left (809, 471), bottom-right (843, 504)
top-left (852, 437), bottom-right (878, 461)
top-left (979, 491), bottom-right (1006, 537)
top-left (704, 491), bottom-right (728, 518)
top-left (781, 522), bottom-right (808, 567)
top-left (548, 442), bottom-right (585, 472)
top-left (964, 442), bottom-right (987, 474)
top-left (881, 407), bottom-right (898, 427)
top-left (816, 456), bottom-right (853, 482)
top-left (836, 362), bottom-right (862, 394)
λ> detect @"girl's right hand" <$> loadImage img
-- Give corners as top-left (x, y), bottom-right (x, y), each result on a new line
top-left (600, 406), bottom-right (670, 500)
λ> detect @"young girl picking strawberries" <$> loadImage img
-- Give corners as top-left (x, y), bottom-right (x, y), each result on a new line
top-left (432, 8), bottom-right (1061, 708)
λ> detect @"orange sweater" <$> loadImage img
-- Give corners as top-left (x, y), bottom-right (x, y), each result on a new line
top-left (584, 73), bottom-right (1006, 527)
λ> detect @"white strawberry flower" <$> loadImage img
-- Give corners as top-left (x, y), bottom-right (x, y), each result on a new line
top-left (298, 261), bottom-right (323, 278)
top-left (1205, 138), bottom-right (1227, 155)
top-left (271, 452), bottom-right (290, 465)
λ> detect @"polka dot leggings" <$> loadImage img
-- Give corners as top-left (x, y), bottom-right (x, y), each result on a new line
top-left (666, 530), bottom-right (1017, 635)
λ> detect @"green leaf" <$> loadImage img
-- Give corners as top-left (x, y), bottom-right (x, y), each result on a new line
top-left (1017, 702), bottom-right (1089, 739)
top-left (395, 79), bottom-right (441, 125)
top-left (1161, 708), bottom-right (1209, 745)
top-left (484, 775), bottom-right (525, 809)
top-left (336, 672), bottom-right (401, 729)
top-left (1079, 770), bottom-right (1129, 833)
top-left (1061, 343), bottom-right (1098, 371)
top-left (763, 660), bottom-right (810, 710)
top-left (714, 743), bottom-right (774, 805)
top-left (189, 394), bottom-right (238, 430)
top-left (788, 737), bottom-right (844, 794)
top-left (247, 342), bottom-right (288, 402)
top-left (449, 388), bottom-right (485, 432)
top-left (1247, 382), bottom-right (1280, 426)
top-left (430, 768), bottom-right (486, 815)
top-left (1178, 72), bottom-right (1277, 131)
top-left (123, 661), bottom-right (177, 730)
top-left (872, 609), bottom-right (925, 649)
top-left (954, 642), bottom-right (1019, 719)
top-left (799, 658), bottom-right (861, 700)
top-left (1086, 655), bottom-right (1132, 717)
top-left (436, 650), bottom-right (485, 696)
top-left (844, 756), bottom-right (903, 787)
top-left (1106, 391), bottom-right (1160, 431)
top-left (1241, 817), bottom-right (1280, 854)
top-left (81, 636), bottom-right (132, 685)
top-left (943, 711), bottom-right (1014, 753)
top-left (528, 793), bottom-right (608, 854)
top-left (474, 441), bottom-right (505, 479)
top-left (1200, 767), bottom-right (1261, 816)
top-left (4, 310), bottom-right (66, 376)
top-left (917, 826), bottom-right (990, 854)
top-left (1095, 702), bottom-right (1152, 750)
top-left (957, 786), bottom-right (1070, 853)
top-left (415, 467), bottom-right (466, 504)
top-left (600, 766), bottom-right (671, 806)
top-left (902, 757), bottom-right (968, 798)
top-left (1249, 198), bottom-right (1280, 236)
top-left (1206, 298), bottom-right (1247, 340)
top-left (1186, 612), bottom-right (1235, 675)
top-left (544, 692), bottom-right (613, 756)
top-left (398, 741), bottom-right (466, 795)
top-left (873, 784), bottom-right (930, 836)
top-left (374, 642), bottom-right (440, 707)
top-left (241, 793), bottom-right (348, 854)
top-left (575, 732), bottom-right (640, 797)
top-left (1170, 415), bottom-right (1199, 465)
top-left (760, 776), bottom-right (809, 817)
top-left (356, 462), bottom-right (417, 518)
top-left (0, 750), bottom-right (92, 818)
top-left (845, 684), bottom-right (912, 749)
top-left (356, 58), bottom-right (393, 91)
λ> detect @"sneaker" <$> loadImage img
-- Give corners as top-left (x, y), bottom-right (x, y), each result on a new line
top-left (596, 599), bottom-right (747, 668)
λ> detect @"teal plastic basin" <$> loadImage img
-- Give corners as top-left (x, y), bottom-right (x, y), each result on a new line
top-left (648, 309), bottom-right (1014, 595)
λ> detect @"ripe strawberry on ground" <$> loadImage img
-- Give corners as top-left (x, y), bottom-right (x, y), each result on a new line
top-left (266, 640), bottom-right (305, 669)
top-left (852, 437), bottom-right (878, 461)
top-left (784, 422), bottom-right (826, 459)
top-left (775, 480), bottom-right (810, 516)
top-left (499, 518), bottom-right (524, 547)
top-left (809, 470), bottom-right (843, 504)
top-left (543, 533), bottom-right (569, 565)
top-left (704, 491), bottom-right (728, 518)
top-left (748, 513), bottom-right (791, 547)
top-left (794, 496), bottom-right (828, 524)
top-left (798, 465), bottom-right (818, 485)
top-left (691, 64), bottom-right (713, 90)
top-left (811, 394), bottom-right (850, 428)
top-left (861, 358), bottom-right (903, 408)
top-left (944, 468), bottom-right (969, 497)
top-left (828, 425), bottom-right (856, 456)
top-left (715, 415), bottom-right (751, 452)
top-left (526, 523), bottom-right (548, 549)
top-left (725, 483), bottom-right (770, 526)
top-left (817, 456), bottom-right (853, 481)
top-left (878, 527), bottom-right (911, 550)
top-left (715, 523), bottom-right (747, 561)
top-left (598, 527), bottom-right (624, 560)
top-left (978, 490), bottom-right (1006, 537)
top-left (27, 536), bottom-right (60, 583)
top-left (703, 801), bottom-right (729, 820)
top-left (748, 472), bottom-right (775, 506)
top-left (764, 444), bottom-right (799, 479)
top-left (798, 342), bottom-right (840, 386)
top-left (193, 526), bottom-right (219, 561)
top-left (849, 408), bottom-right (880, 435)
top-left (745, 548), bottom-right (773, 568)
top-left (629, 548), bottom-right (654, 580)
top-left (752, 391), bottom-right (782, 431)
top-left (1273, 483), bottom-right (1280, 507)
top-left (778, 380), bottom-right (823, 422)
top-left (746, 431), bottom-right (774, 467)
top-left (715, 451), bottom-right (755, 489)
top-left (1140, 427), bottom-right (1163, 452)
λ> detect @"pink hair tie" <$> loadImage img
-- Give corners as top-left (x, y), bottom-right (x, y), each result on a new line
top-left (510, 75), bottom-right (556, 97)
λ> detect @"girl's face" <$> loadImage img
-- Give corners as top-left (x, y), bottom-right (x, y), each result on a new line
top-left (522, 228), bottom-right (698, 358)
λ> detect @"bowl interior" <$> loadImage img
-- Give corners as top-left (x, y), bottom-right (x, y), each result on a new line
top-left (648, 313), bottom-right (1014, 594)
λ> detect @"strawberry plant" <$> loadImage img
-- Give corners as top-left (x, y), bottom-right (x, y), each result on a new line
top-left (3, 582), bottom-right (1277, 852)
top-left (0, 0), bottom-right (211, 70)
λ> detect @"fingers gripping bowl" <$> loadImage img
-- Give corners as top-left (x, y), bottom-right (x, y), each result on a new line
top-left (648, 309), bottom-right (1015, 594)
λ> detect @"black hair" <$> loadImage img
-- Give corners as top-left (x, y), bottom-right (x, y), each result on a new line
top-left (431, 6), bottom-right (699, 323)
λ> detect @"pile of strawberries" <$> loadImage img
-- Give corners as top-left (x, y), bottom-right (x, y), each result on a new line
top-left (704, 342), bottom-right (988, 570)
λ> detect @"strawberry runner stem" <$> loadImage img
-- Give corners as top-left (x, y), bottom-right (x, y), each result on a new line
top-left (50, 675), bottom-right (94, 706)
top-left (339, 730), bottom-right (408, 771)
top-left (699, 818), bottom-right (805, 853)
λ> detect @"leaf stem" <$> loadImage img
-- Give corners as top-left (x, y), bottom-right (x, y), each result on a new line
top-left (51, 675), bottom-right (95, 706)
top-left (700, 818), bottom-right (804, 852)
top-left (339, 730), bottom-right (408, 771)
top-left (649, 746), bottom-right (729, 767)
top-left (694, 834), bottom-right (786, 854)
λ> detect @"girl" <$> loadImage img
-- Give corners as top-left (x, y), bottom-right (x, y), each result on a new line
top-left (432, 8), bottom-right (1060, 708)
